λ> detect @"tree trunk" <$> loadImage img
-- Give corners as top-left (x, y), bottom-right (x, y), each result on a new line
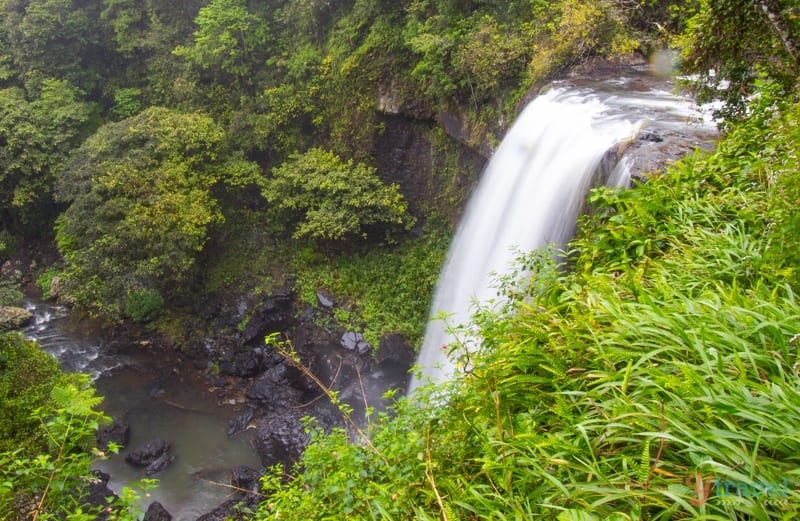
top-left (756, 0), bottom-right (799, 64)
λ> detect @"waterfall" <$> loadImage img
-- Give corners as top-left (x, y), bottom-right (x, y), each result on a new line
top-left (410, 76), bottom-right (714, 392)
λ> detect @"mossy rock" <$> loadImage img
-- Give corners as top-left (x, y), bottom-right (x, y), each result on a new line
top-left (0, 306), bottom-right (33, 331)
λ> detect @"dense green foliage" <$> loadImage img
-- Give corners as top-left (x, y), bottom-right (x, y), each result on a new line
top-left (0, 0), bottom-right (745, 327)
top-left (265, 148), bottom-right (414, 242)
top-left (292, 231), bottom-right (449, 346)
top-left (0, 78), bottom-right (92, 232)
top-left (54, 106), bottom-right (260, 319)
top-left (0, 332), bottom-right (67, 453)
top-left (0, 333), bottom-right (150, 520)
top-left (252, 84), bottom-right (800, 519)
top-left (1, 1), bottom-right (798, 517)
top-left (678, 0), bottom-right (799, 120)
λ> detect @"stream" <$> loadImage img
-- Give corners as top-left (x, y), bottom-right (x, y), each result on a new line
top-left (23, 298), bottom-right (261, 520)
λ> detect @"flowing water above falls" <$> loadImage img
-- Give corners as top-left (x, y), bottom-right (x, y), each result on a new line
top-left (22, 299), bottom-right (260, 520)
top-left (411, 68), bottom-right (717, 391)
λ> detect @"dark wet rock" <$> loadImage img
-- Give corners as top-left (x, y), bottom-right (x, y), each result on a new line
top-left (197, 495), bottom-right (259, 521)
top-left (340, 331), bottom-right (371, 355)
top-left (640, 130), bottom-right (664, 142)
top-left (0, 305), bottom-right (32, 331)
top-left (145, 450), bottom-right (176, 476)
top-left (253, 408), bottom-right (310, 468)
top-left (231, 466), bottom-right (261, 492)
top-left (125, 439), bottom-right (170, 467)
top-left (143, 501), bottom-right (172, 521)
top-left (48, 276), bottom-right (65, 300)
top-left (246, 363), bottom-right (304, 408)
top-left (219, 348), bottom-right (266, 377)
top-left (82, 470), bottom-right (116, 520)
top-left (227, 407), bottom-right (255, 438)
top-left (241, 291), bottom-right (294, 344)
top-left (316, 290), bottom-right (334, 309)
top-left (97, 419), bottom-right (131, 451)
top-left (376, 333), bottom-right (416, 368)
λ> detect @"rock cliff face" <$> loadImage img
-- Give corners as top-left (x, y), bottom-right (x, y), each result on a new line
top-left (372, 113), bottom-right (487, 227)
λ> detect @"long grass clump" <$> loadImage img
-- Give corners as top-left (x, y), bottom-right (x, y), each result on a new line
top-left (253, 83), bottom-right (800, 520)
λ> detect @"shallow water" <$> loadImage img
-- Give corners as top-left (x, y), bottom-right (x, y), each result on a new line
top-left (23, 299), bottom-right (261, 520)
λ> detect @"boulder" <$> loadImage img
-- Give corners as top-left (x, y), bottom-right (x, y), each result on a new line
top-left (218, 348), bottom-right (266, 377)
top-left (245, 363), bottom-right (304, 409)
top-left (0, 306), bottom-right (32, 331)
top-left (48, 276), bottom-right (65, 300)
top-left (227, 407), bottom-right (255, 438)
top-left (125, 439), bottom-right (170, 467)
top-left (376, 333), bottom-right (416, 368)
top-left (241, 292), bottom-right (294, 344)
top-left (145, 451), bottom-right (175, 476)
top-left (197, 495), bottom-right (260, 521)
top-left (97, 419), bottom-right (130, 451)
top-left (143, 501), bottom-right (172, 521)
top-left (316, 290), bottom-right (334, 309)
top-left (253, 409), bottom-right (310, 468)
top-left (82, 470), bottom-right (116, 520)
top-left (231, 466), bottom-right (261, 492)
top-left (340, 331), bottom-right (371, 355)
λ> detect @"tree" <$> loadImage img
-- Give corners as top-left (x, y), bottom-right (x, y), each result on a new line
top-left (55, 106), bottom-right (261, 320)
top-left (264, 148), bottom-right (414, 243)
top-left (0, 0), bottom-right (106, 93)
top-left (678, 0), bottom-right (800, 120)
top-left (0, 78), bottom-right (92, 233)
top-left (173, 0), bottom-right (270, 94)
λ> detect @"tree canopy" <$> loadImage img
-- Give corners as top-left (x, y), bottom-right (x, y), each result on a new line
top-left (265, 148), bottom-right (414, 242)
top-left (55, 106), bottom-right (260, 319)
top-left (0, 78), bottom-right (92, 233)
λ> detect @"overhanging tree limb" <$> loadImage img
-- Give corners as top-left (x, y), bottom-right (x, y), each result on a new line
top-left (756, 0), bottom-right (799, 65)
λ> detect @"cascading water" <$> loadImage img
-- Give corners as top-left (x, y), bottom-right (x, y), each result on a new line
top-left (410, 70), bottom-right (716, 391)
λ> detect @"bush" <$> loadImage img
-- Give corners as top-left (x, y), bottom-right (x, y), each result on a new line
top-left (124, 288), bottom-right (164, 323)
top-left (0, 332), bottom-right (67, 453)
top-left (264, 148), bottom-right (414, 243)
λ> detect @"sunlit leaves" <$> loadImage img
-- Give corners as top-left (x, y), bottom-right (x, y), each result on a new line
top-left (55, 106), bottom-right (261, 320)
top-left (264, 148), bottom-right (414, 242)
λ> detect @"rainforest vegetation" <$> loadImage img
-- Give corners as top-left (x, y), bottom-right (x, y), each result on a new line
top-left (1, 0), bottom-right (799, 519)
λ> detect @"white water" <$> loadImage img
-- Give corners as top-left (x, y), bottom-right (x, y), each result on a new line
top-left (411, 74), bottom-right (715, 391)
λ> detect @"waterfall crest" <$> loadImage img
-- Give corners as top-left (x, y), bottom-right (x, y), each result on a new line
top-left (410, 76), bottom-right (714, 392)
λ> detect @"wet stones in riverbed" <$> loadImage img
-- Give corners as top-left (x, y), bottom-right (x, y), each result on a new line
top-left (82, 470), bottom-right (116, 520)
top-left (252, 408), bottom-right (310, 468)
top-left (97, 419), bottom-right (130, 451)
top-left (196, 466), bottom-right (263, 521)
top-left (227, 407), bottom-right (255, 437)
top-left (245, 362), bottom-right (305, 409)
top-left (230, 465), bottom-right (262, 493)
top-left (223, 345), bottom-right (285, 379)
top-left (143, 501), bottom-right (173, 521)
top-left (340, 331), bottom-right (371, 355)
top-left (125, 438), bottom-right (175, 476)
top-left (0, 305), bottom-right (33, 331)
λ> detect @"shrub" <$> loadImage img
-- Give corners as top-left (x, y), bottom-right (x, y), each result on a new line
top-left (124, 288), bottom-right (164, 323)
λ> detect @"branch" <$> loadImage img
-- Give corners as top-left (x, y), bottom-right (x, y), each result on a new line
top-left (756, 0), bottom-right (799, 64)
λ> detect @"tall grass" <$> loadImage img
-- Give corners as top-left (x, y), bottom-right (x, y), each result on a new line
top-left (253, 83), bottom-right (800, 520)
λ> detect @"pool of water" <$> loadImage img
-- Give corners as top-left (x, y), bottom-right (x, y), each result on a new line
top-left (23, 299), bottom-right (261, 520)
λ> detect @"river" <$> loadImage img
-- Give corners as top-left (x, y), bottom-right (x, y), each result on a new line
top-left (23, 298), bottom-right (261, 520)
